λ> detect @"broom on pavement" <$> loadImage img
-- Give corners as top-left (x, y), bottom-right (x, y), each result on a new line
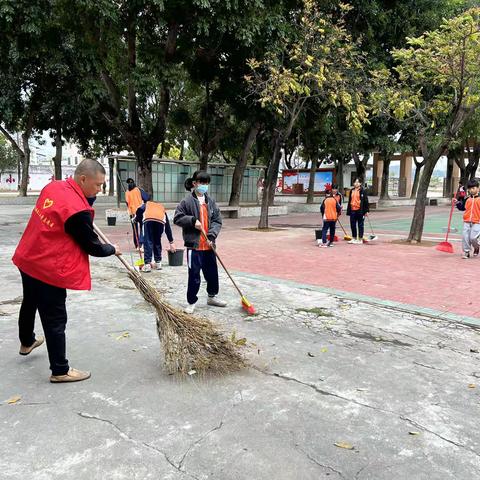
top-left (337, 218), bottom-right (352, 241)
top-left (93, 223), bottom-right (245, 374)
top-left (200, 227), bottom-right (256, 315)
top-left (436, 198), bottom-right (456, 254)
top-left (365, 215), bottom-right (378, 242)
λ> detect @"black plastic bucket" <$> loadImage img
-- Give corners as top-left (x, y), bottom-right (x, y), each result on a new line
top-left (315, 229), bottom-right (322, 240)
top-left (107, 216), bottom-right (116, 226)
top-left (168, 249), bottom-right (184, 266)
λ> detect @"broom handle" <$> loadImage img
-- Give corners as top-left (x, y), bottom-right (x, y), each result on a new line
top-left (200, 227), bottom-right (245, 298)
top-left (366, 215), bottom-right (375, 236)
top-left (116, 172), bottom-right (143, 261)
top-left (337, 217), bottom-right (348, 235)
top-left (93, 222), bottom-right (137, 274)
top-left (445, 198), bottom-right (455, 242)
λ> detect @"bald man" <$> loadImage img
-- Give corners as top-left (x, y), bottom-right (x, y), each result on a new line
top-left (12, 159), bottom-right (120, 383)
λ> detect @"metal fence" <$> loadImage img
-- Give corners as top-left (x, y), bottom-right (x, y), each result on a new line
top-left (115, 156), bottom-right (263, 204)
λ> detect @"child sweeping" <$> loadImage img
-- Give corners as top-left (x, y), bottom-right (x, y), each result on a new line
top-left (319, 189), bottom-right (342, 247)
top-left (174, 171), bottom-right (227, 313)
top-left (346, 178), bottom-right (370, 244)
top-left (456, 178), bottom-right (480, 259)
top-left (135, 200), bottom-right (176, 272)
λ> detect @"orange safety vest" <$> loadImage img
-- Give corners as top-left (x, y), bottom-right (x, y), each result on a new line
top-left (197, 202), bottom-right (211, 251)
top-left (323, 197), bottom-right (338, 221)
top-left (351, 189), bottom-right (361, 211)
top-left (12, 178), bottom-right (94, 290)
top-left (125, 187), bottom-right (143, 215)
top-left (144, 201), bottom-right (166, 223)
top-left (464, 196), bottom-right (480, 224)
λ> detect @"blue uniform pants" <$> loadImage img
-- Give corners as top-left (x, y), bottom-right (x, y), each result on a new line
top-left (143, 221), bottom-right (165, 263)
top-left (186, 249), bottom-right (219, 305)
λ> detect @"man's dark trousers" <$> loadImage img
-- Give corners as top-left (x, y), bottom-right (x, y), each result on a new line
top-left (186, 249), bottom-right (219, 305)
top-left (19, 270), bottom-right (69, 375)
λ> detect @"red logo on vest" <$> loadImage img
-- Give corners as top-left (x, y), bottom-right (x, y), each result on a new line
top-left (13, 179), bottom-right (94, 290)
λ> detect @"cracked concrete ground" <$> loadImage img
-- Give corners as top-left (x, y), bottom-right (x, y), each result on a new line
top-left (1, 206), bottom-right (480, 479)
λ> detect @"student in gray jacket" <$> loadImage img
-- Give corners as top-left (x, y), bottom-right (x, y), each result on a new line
top-left (173, 171), bottom-right (227, 314)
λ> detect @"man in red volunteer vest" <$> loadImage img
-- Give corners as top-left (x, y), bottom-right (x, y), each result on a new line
top-left (12, 159), bottom-right (120, 383)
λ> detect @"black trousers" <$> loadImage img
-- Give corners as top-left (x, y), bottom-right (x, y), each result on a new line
top-left (349, 211), bottom-right (365, 239)
top-left (18, 270), bottom-right (69, 376)
top-left (186, 249), bottom-right (219, 305)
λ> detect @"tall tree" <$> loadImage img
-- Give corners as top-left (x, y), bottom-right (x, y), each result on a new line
top-left (247, 1), bottom-right (370, 229)
top-left (381, 8), bottom-right (480, 241)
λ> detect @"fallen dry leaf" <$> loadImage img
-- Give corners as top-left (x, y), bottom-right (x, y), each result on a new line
top-left (6, 395), bottom-right (21, 404)
top-left (188, 370), bottom-right (197, 376)
top-left (115, 332), bottom-right (130, 340)
top-left (307, 352), bottom-right (315, 357)
top-left (235, 338), bottom-right (247, 346)
top-left (408, 431), bottom-right (421, 436)
top-left (468, 384), bottom-right (476, 389)
top-left (334, 442), bottom-right (354, 450)
top-left (320, 348), bottom-right (328, 353)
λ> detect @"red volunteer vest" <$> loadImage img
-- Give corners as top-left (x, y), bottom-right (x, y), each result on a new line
top-left (12, 178), bottom-right (94, 290)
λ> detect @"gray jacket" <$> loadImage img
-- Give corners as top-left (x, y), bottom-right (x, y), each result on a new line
top-left (173, 192), bottom-right (222, 249)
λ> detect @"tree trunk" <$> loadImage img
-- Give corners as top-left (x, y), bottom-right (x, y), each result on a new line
top-left (444, 153), bottom-right (454, 198)
top-left (19, 133), bottom-right (31, 197)
top-left (53, 127), bottom-right (62, 180)
top-left (410, 160), bottom-right (423, 199)
top-left (306, 157), bottom-right (317, 204)
top-left (199, 151), bottom-right (209, 171)
top-left (179, 139), bottom-right (185, 160)
top-left (229, 122), bottom-right (260, 206)
top-left (258, 133), bottom-right (282, 229)
top-left (108, 157), bottom-right (115, 196)
top-left (407, 155), bottom-right (438, 242)
top-left (352, 152), bottom-right (366, 184)
top-left (268, 147), bottom-right (282, 206)
top-left (135, 147), bottom-right (154, 198)
top-left (379, 156), bottom-right (391, 200)
top-left (335, 157), bottom-right (344, 192)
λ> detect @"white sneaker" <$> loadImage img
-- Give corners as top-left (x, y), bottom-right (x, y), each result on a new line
top-left (318, 243), bottom-right (328, 248)
top-left (184, 303), bottom-right (196, 314)
top-left (142, 263), bottom-right (151, 273)
top-left (207, 296), bottom-right (227, 307)
top-left (348, 239), bottom-right (355, 244)
top-left (154, 262), bottom-right (162, 270)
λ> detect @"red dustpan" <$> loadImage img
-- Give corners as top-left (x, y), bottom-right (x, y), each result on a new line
top-left (436, 199), bottom-right (455, 254)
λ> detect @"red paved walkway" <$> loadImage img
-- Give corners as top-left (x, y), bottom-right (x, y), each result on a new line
top-left (105, 205), bottom-right (477, 320)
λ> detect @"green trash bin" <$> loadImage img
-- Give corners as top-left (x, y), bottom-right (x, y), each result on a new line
top-left (168, 249), bottom-right (184, 266)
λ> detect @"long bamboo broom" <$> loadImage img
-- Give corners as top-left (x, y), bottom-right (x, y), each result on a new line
top-left (93, 223), bottom-right (246, 374)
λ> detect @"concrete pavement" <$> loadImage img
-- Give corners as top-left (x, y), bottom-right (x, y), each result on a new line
top-left (1, 204), bottom-right (480, 479)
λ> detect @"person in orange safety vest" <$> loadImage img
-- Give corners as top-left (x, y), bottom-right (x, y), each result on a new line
top-left (125, 178), bottom-right (149, 249)
top-left (135, 200), bottom-right (176, 272)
